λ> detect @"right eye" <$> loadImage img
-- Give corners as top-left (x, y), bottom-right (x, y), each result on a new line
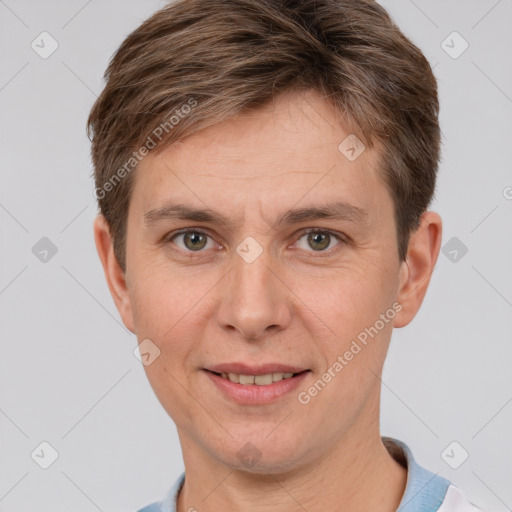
top-left (167, 229), bottom-right (217, 253)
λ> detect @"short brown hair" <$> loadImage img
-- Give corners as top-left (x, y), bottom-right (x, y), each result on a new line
top-left (87, 0), bottom-right (440, 272)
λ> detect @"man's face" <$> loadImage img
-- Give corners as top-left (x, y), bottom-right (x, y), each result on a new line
top-left (120, 89), bottom-right (408, 470)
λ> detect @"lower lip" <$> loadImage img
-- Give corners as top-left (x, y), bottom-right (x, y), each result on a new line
top-left (204, 370), bottom-right (310, 405)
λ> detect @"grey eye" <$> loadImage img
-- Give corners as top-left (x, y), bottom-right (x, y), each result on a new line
top-left (173, 231), bottom-right (213, 251)
top-left (296, 231), bottom-right (340, 252)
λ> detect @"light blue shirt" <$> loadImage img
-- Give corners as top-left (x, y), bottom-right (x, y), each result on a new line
top-left (136, 436), bottom-right (482, 512)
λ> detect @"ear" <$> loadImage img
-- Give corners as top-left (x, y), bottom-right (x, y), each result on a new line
top-left (394, 211), bottom-right (442, 328)
top-left (93, 214), bottom-right (135, 333)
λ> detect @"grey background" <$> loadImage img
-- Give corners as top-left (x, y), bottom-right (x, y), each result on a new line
top-left (0, 0), bottom-right (511, 511)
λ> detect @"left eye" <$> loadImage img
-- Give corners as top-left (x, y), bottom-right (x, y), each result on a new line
top-left (295, 230), bottom-right (342, 252)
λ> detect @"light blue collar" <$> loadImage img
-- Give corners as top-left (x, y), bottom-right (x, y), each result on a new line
top-left (383, 436), bottom-right (451, 511)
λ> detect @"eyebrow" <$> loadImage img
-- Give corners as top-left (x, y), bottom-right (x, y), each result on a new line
top-left (143, 200), bottom-right (368, 230)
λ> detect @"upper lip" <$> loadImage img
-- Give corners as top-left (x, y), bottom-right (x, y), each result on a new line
top-left (205, 363), bottom-right (310, 376)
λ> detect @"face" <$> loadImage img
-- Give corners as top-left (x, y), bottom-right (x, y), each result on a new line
top-left (96, 88), bottom-right (440, 473)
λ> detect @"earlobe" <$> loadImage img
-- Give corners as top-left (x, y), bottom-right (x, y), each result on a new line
top-left (93, 214), bottom-right (136, 333)
top-left (394, 211), bottom-right (442, 328)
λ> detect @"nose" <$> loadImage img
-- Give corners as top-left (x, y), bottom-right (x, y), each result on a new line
top-left (216, 246), bottom-right (292, 341)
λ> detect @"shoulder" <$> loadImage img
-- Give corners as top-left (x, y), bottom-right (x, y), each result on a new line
top-left (134, 472), bottom-right (185, 512)
top-left (382, 437), bottom-right (487, 512)
top-left (438, 484), bottom-right (488, 512)
top-left (136, 503), bottom-right (161, 512)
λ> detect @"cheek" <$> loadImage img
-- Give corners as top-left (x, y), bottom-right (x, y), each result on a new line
top-left (289, 258), bottom-right (400, 390)
top-left (296, 260), bottom-right (397, 336)
top-left (293, 266), bottom-right (397, 423)
top-left (129, 259), bottom-right (212, 341)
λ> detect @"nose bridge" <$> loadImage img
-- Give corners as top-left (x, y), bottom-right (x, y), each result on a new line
top-left (233, 247), bottom-right (273, 303)
top-left (217, 240), bottom-right (290, 339)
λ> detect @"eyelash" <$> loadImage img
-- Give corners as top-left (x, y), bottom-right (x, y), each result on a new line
top-left (165, 228), bottom-right (347, 258)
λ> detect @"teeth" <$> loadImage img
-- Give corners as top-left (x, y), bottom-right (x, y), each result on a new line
top-left (239, 374), bottom-right (255, 385)
top-left (218, 371), bottom-right (298, 385)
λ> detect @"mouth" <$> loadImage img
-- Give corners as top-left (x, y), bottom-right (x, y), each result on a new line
top-left (202, 367), bottom-right (311, 405)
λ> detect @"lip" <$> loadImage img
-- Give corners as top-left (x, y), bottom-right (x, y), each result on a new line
top-left (203, 368), bottom-right (311, 405)
top-left (205, 363), bottom-right (309, 375)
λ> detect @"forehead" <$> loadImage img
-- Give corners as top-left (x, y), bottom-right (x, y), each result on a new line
top-left (132, 89), bottom-right (389, 224)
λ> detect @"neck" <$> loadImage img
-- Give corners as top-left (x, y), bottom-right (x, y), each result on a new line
top-left (176, 427), bottom-right (407, 512)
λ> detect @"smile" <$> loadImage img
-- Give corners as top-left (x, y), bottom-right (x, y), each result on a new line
top-left (203, 369), bottom-right (311, 405)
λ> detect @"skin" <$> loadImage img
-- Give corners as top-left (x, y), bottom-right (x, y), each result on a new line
top-left (94, 88), bottom-right (442, 512)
